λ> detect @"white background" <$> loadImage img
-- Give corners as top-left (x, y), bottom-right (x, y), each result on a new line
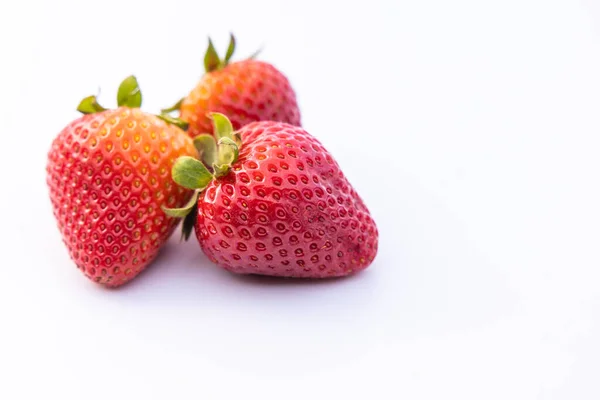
top-left (1, 0), bottom-right (599, 398)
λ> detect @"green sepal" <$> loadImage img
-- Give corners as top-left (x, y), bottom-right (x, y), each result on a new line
top-left (213, 163), bottom-right (231, 178)
top-left (181, 204), bottom-right (198, 241)
top-left (208, 113), bottom-right (240, 177)
top-left (247, 47), bottom-right (263, 60)
top-left (218, 137), bottom-right (239, 165)
top-left (77, 95), bottom-right (107, 114)
top-left (204, 38), bottom-right (221, 73)
top-left (162, 190), bottom-right (200, 218)
top-left (162, 188), bottom-right (201, 242)
top-left (172, 156), bottom-right (214, 190)
top-left (224, 33), bottom-right (236, 64)
top-left (232, 132), bottom-right (242, 147)
top-left (161, 97), bottom-right (184, 114)
top-left (157, 114), bottom-right (189, 131)
top-left (193, 134), bottom-right (217, 167)
top-left (210, 112), bottom-right (234, 141)
top-left (117, 75), bottom-right (142, 108)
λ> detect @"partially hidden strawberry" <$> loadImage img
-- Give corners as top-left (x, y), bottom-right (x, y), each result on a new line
top-left (164, 114), bottom-right (378, 278)
top-left (47, 76), bottom-right (197, 287)
top-left (163, 34), bottom-right (301, 138)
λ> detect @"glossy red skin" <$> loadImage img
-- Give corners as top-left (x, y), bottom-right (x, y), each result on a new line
top-left (194, 122), bottom-right (378, 278)
top-left (180, 60), bottom-right (301, 138)
top-left (46, 108), bottom-right (197, 287)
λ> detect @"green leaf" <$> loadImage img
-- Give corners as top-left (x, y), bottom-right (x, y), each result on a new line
top-left (210, 112), bottom-right (234, 141)
top-left (161, 97), bottom-right (184, 114)
top-left (218, 137), bottom-right (239, 165)
top-left (162, 190), bottom-right (200, 218)
top-left (224, 33), bottom-right (236, 64)
top-left (77, 95), bottom-right (107, 114)
top-left (117, 75), bottom-right (142, 108)
top-left (193, 134), bottom-right (217, 167)
top-left (172, 156), bottom-right (213, 190)
top-left (204, 38), bottom-right (221, 73)
top-left (181, 204), bottom-right (198, 241)
top-left (157, 114), bottom-right (189, 131)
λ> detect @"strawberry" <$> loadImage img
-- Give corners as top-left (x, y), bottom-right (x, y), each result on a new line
top-left (47, 76), bottom-right (197, 287)
top-left (164, 114), bottom-right (378, 278)
top-left (163, 34), bottom-right (301, 138)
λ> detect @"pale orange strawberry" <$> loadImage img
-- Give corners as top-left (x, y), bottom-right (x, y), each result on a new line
top-left (164, 35), bottom-right (301, 138)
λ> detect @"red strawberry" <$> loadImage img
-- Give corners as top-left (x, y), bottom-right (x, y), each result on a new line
top-left (47, 76), bottom-right (197, 287)
top-left (164, 114), bottom-right (378, 278)
top-left (164, 34), bottom-right (301, 138)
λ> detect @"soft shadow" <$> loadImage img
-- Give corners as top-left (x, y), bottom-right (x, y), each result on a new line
top-left (112, 232), bottom-right (375, 293)
top-left (99, 236), bottom-right (213, 294)
top-left (101, 233), bottom-right (380, 317)
top-left (229, 268), bottom-right (370, 287)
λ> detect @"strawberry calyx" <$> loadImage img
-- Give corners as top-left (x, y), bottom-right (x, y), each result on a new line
top-left (202, 33), bottom-right (262, 73)
top-left (76, 75), bottom-right (189, 130)
top-left (162, 113), bottom-right (241, 240)
top-left (77, 75), bottom-right (142, 113)
top-left (159, 34), bottom-right (262, 117)
top-left (204, 33), bottom-right (237, 73)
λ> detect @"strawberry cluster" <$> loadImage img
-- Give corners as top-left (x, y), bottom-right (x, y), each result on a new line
top-left (47, 35), bottom-right (379, 287)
